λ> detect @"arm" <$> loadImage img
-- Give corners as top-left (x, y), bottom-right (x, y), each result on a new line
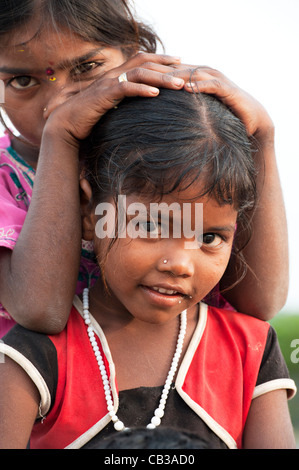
top-left (0, 53), bottom-right (185, 333)
top-left (224, 128), bottom-right (288, 319)
top-left (243, 390), bottom-right (295, 448)
top-left (0, 357), bottom-right (39, 449)
top-left (184, 68), bottom-right (288, 319)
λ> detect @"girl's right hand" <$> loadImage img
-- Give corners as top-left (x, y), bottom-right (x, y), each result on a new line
top-left (43, 52), bottom-right (185, 147)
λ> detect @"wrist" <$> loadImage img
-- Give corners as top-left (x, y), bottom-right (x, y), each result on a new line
top-left (42, 118), bottom-right (80, 152)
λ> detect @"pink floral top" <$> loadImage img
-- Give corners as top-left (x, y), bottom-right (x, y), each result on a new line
top-left (0, 134), bottom-right (99, 336)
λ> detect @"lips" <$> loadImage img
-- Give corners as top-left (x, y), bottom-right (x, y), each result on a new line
top-left (151, 286), bottom-right (180, 296)
top-left (140, 283), bottom-right (191, 308)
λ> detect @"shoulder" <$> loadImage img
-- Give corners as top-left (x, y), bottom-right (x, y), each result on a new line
top-left (0, 323), bottom-right (59, 416)
top-left (206, 304), bottom-right (270, 351)
top-left (0, 305), bottom-right (84, 415)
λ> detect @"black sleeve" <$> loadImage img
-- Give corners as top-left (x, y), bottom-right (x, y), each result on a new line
top-left (1, 324), bottom-right (58, 413)
top-left (255, 325), bottom-right (296, 399)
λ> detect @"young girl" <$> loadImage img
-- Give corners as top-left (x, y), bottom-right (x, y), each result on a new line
top-left (0, 89), bottom-right (296, 449)
top-left (0, 0), bottom-right (288, 337)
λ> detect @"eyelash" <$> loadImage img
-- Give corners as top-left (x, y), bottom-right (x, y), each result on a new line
top-left (135, 220), bottom-right (226, 247)
top-left (7, 76), bottom-right (38, 90)
top-left (201, 233), bottom-right (226, 248)
top-left (71, 61), bottom-right (104, 76)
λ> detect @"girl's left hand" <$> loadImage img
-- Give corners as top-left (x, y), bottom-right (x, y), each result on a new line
top-left (176, 66), bottom-right (274, 143)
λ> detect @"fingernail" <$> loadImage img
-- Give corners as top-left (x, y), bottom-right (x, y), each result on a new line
top-left (185, 82), bottom-right (196, 88)
top-left (173, 77), bottom-right (184, 87)
top-left (149, 87), bottom-right (160, 95)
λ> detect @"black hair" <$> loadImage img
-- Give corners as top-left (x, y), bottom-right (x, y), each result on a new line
top-left (81, 88), bottom-right (257, 288)
top-left (0, 0), bottom-right (160, 55)
top-left (82, 89), bottom-right (255, 212)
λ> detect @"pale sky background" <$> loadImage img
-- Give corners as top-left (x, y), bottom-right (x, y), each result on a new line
top-left (134, 0), bottom-right (299, 313)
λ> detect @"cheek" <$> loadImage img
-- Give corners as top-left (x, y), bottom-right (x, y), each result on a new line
top-left (195, 251), bottom-right (232, 295)
top-left (3, 100), bottom-right (44, 143)
top-left (101, 240), bottom-right (143, 284)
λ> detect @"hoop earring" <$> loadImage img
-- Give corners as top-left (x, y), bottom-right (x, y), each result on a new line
top-left (0, 107), bottom-right (19, 138)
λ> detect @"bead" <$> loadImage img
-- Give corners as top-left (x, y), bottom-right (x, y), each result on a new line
top-left (154, 408), bottom-right (164, 418)
top-left (165, 379), bottom-right (172, 388)
top-left (146, 423), bottom-right (156, 429)
top-left (151, 416), bottom-right (161, 426)
top-left (114, 420), bottom-right (125, 431)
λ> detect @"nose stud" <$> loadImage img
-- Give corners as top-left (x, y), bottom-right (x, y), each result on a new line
top-left (163, 259), bottom-right (168, 264)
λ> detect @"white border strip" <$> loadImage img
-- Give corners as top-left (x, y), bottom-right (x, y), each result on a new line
top-left (175, 303), bottom-right (237, 449)
top-left (0, 343), bottom-right (51, 416)
top-left (253, 378), bottom-right (297, 400)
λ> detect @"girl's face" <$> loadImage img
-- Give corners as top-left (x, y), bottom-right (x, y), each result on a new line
top-left (88, 183), bottom-right (238, 325)
top-left (0, 24), bottom-right (126, 157)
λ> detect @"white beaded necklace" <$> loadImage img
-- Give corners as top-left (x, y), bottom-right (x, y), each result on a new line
top-left (82, 288), bottom-right (187, 432)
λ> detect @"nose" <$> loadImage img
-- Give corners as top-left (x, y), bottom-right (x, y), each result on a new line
top-left (159, 244), bottom-right (195, 278)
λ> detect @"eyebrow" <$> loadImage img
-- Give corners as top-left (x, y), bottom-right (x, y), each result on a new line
top-left (204, 224), bottom-right (236, 233)
top-left (55, 48), bottom-right (105, 71)
top-left (0, 48), bottom-right (105, 76)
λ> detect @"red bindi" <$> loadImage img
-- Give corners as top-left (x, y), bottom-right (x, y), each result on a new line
top-left (46, 67), bottom-right (55, 76)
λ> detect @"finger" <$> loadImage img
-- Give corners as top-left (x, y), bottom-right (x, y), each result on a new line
top-left (124, 52), bottom-right (181, 68)
top-left (125, 67), bottom-right (184, 89)
top-left (106, 53), bottom-right (181, 80)
top-left (171, 66), bottom-right (231, 86)
top-left (184, 78), bottom-right (234, 101)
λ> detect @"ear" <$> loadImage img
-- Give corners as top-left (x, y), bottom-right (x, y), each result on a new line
top-left (80, 178), bottom-right (96, 241)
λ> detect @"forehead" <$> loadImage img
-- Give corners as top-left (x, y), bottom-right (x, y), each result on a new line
top-left (125, 183), bottom-right (237, 222)
top-left (0, 24), bottom-right (104, 71)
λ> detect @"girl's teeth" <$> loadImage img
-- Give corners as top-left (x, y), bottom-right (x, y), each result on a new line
top-left (152, 287), bottom-right (177, 295)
